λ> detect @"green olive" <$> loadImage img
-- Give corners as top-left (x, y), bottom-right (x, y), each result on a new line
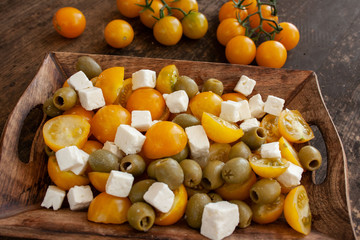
top-left (154, 158), bottom-right (184, 190)
top-left (229, 141), bottom-right (252, 160)
top-left (170, 144), bottom-right (189, 162)
top-left (119, 154), bottom-right (146, 177)
top-left (201, 160), bottom-right (225, 190)
top-left (44, 144), bottom-right (55, 157)
top-left (230, 200), bottom-right (252, 228)
top-left (179, 159), bottom-right (202, 188)
top-left (127, 202), bottom-right (155, 232)
top-left (202, 78), bottom-right (224, 96)
top-left (185, 193), bottom-right (212, 229)
top-left (207, 192), bottom-right (223, 202)
top-left (185, 184), bottom-right (209, 198)
top-left (221, 157), bottom-right (252, 184)
top-left (298, 145), bottom-right (322, 171)
top-left (88, 149), bottom-right (119, 172)
top-left (52, 87), bottom-right (77, 111)
top-left (250, 178), bottom-right (281, 204)
top-left (240, 127), bottom-right (267, 150)
top-left (147, 159), bottom-right (162, 179)
top-left (43, 97), bottom-right (63, 117)
top-left (208, 143), bottom-right (231, 162)
top-left (174, 75), bottom-right (199, 99)
top-left (76, 56), bottom-right (102, 79)
top-left (172, 113), bottom-right (200, 129)
top-left (129, 179), bottom-right (156, 203)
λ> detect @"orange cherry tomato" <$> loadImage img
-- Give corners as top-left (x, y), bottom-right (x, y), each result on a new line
top-left (104, 20), bottom-right (134, 48)
top-left (243, 0), bottom-right (257, 14)
top-left (116, 0), bottom-right (145, 18)
top-left (155, 184), bottom-right (188, 225)
top-left (221, 92), bottom-right (247, 102)
top-left (249, 5), bottom-right (278, 33)
top-left (53, 7), bottom-right (86, 38)
top-left (88, 172), bottom-right (110, 192)
top-left (252, 194), bottom-right (285, 224)
top-left (216, 18), bottom-right (246, 46)
top-left (43, 115), bottom-right (90, 152)
top-left (47, 156), bottom-right (89, 191)
top-left (170, 0), bottom-right (198, 20)
top-left (225, 35), bottom-right (256, 65)
top-left (81, 140), bottom-right (103, 154)
top-left (189, 91), bottom-right (223, 120)
top-left (88, 192), bottom-right (131, 224)
top-left (153, 16), bottom-right (183, 46)
top-left (91, 105), bottom-right (131, 143)
top-left (256, 40), bottom-right (287, 68)
top-left (140, 0), bottom-right (168, 29)
top-left (260, 114), bottom-right (281, 142)
top-left (63, 105), bottom-right (94, 123)
top-left (126, 88), bottom-right (166, 120)
top-left (95, 67), bottom-right (124, 105)
top-left (219, 1), bottom-right (248, 22)
top-left (274, 22), bottom-right (300, 51)
top-left (142, 121), bottom-right (188, 159)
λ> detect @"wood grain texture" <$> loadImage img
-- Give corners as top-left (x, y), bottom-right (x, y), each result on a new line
top-left (0, 0), bottom-right (359, 239)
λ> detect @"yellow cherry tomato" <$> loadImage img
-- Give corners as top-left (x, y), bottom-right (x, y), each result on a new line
top-left (221, 92), bottom-right (247, 102)
top-left (117, 0), bottom-right (145, 18)
top-left (156, 64), bottom-right (179, 94)
top-left (217, 17), bottom-right (246, 46)
top-left (153, 16), bottom-right (183, 46)
top-left (225, 35), bottom-right (256, 65)
top-left (249, 154), bottom-right (289, 178)
top-left (189, 91), bottom-right (223, 120)
top-left (260, 114), bottom-right (281, 143)
top-left (104, 20), bottom-right (134, 48)
top-left (170, 0), bottom-right (198, 20)
top-left (284, 185), bottom-right (312, 235)
top-left (256, 40), bottom-right (287, 68)
top-left (114, 78), bottom-right (133, 108)
top-left (53, 7), bottom-right (86, 38)
top-left (88, 192), bottom-right (131, 224)
top-left (95, 67), bottom-right (124, 105)
top-left (252, 194), bottom-right (285, 224)
top-left (63, 105), bottom-right (94, 123)
top-left (140, 0), bottom-right (168, 29)
top-left (182, 11), bottom-right (208, 40)
top-left (274, 22), bottom-right (300, 51)
top-left (81, 140), bottom-right (103, 154)
top-left (88, 172), bottom-right (110, 192)
top-left (278, 136), bottom-right (302, 168)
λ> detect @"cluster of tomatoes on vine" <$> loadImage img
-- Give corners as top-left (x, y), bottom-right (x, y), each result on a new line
top-left (52, 0), bottom-right (208, 48)
top-left (216, 0), bottom-right (300, 68)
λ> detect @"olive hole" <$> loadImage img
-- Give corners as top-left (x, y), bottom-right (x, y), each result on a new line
top-left (309, 159), bottom-right (320, 169)
top-left (250, 190), bottom-right (259, 202)
top-left (256, 128), bottom-right (266, 139)
top-left (55, 96), bottom-right (64, 106)
top-left (122, 161), bottom-right (132, 171)
top-left (309, 125), bottom-right (327, 185)
top-left (140, 216), bottom-right (150, 228)
top-left (201, 178), bottom-right (212, 189)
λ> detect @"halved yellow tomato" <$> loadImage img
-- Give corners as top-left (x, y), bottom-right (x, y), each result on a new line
top-left (278, 109), bottom-right (314, 143)
top-left (156, 65), bottom-right (179, 94)
top-left (221, 92), bottom-right (247, 102)
top-left (154, 184), bottom-right (187, 225)
top-left (81, 140), bottom-right (103, 154)
top-left (63, 105), bottom-right (94, 123)
top-left (201, 112), bottom-right (244, 143)
top-left (88, 172), bottom-right (110, 192)
top-left (88, 192), bottom-right (131, 224)
top-left (279, 136), bottom-right (302, 168)
top-left (43, 115), bottom-right (90, 152)
top-left (113, 78), bottom-right (132, 107)
top-left (252, 194), bottom-right (285, 224)
top-left (95, 67), bottom-right (124, 105)
top-left (249, 154), bottom-right (289, 178)
top-left (47, 156), bottom-right (89, 191)
top-left (284, 185), bottom-right (312, 235)
top-left (260, 114), bottom-right (281, 143)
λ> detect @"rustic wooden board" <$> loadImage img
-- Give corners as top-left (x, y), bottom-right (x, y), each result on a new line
top-left (0, 52), bottom-right (354, 239)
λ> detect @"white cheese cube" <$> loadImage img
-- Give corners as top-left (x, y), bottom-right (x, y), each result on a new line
top-left (55, 146), bottom-right (84, 172)
top-left (164, 90), bottom-right (189, 113)
top-left (276, 162), bottom-right (303, 188)
top-left (249, 94), bottom-right (265, 118)
top-left (103, 141), bottom-right (124, 159)
top-left (185, 125), bottom-right (210, 168)
top-left (234, 75), bottom-right (256, 96)
top-left (78, 87), bottom-right (105, 111)
top-left (131, 110), bottom-right (152, 132)
top-left (67, 185), bottom-right (93, 211)
top-left (70, 149), bottom-right (89, 175)
top-left (132, 69), bottom-right (156, 90)
top-left (67, 71), bottom-right (93, 91)
top-left (143, 182), bottom-right (175, 213)
top-left (41, 185), bottom-right (66, 211)
top-left (106, 170), bottom-right (134, 197)
top-left (200, 201), bottom-right (239, 240)
top-left (238, 100), bottom-right (252, 121)
top-left (240, 118), bottom-right (260, 132)
top-left (220, 100), bottom-right (240, 122)
top-left (261, 142), bottom-right (282, 159)
top-left (264, 95), bottom-right (285, 116)
top-left (114, 124), bottom-right (146, 155)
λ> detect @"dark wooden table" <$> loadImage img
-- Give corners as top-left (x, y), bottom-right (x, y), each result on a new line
top-left (0, 0), bottom-right (359, 239)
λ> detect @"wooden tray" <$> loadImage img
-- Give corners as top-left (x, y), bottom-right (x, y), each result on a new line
top-left (0, 52), bottom-right (354, 239)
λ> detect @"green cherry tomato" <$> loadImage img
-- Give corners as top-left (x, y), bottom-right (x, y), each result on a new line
top-left (182, 12), bottom-right (208, 39)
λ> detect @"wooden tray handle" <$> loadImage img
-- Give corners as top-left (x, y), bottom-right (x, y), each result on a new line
top-left (0, 53), bottom-right (65, 218)
top-left (287, 72), bottom-right (354, 239)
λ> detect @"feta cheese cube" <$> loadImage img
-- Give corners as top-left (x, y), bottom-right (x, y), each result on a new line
top-left (132, 69), bottom-right (156, 90)
top-left (240, 118), bottom-right (260, 132)
top-left (185, 125), bottom-right (210, 168)
top-left (164, 90), bottom-right (189, 113)
top-left (220, 100), bottom-right (240, 122)
top-left (264, 95), bottom-right (285, 116)
top-left (78, 87), bottom-right (105, 111)
top-left (55, 146), bottom-right (84, 172)
top-left (103, 141), bottom-right (124, 159)
top-left (249, 94), bottom-right (265, 118)
top-left (70, 149), bottom-right (89, 175)
top-left (67, 185), bottom-right (93, 211)
top-left (200, 201), bottom-right (239, 240)
top-left (41, 185), bottom-right (66, 211)
top-left (67, 71), bottom-right (93, 91)
top-left (238, 100), bottom-right (252, 121)
top-left (106, 170), bottom-right (134, 197)
top-left (131, 110), bottom-right (152, 132)
top-left (261, 142), bottom-right (282, 159)
top-left (143, 182), bottom-right (175, 213)
top-left (234, 75), bottom-right (256, 96)
top-left (276, 162), bottom-right (303, 188)
top-left (114, 124), bottom-right (146, 155)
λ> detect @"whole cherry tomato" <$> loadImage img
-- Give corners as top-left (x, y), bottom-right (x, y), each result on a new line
top-left (182, 12), bottom-right (208, 39)
top-left (256, 40), bottom-right (287, 68)
top-left (189, 91), bottom-right (223, 120)
top-left (216, 18), bottom-right (246, 46)
top-left (170, 0), bottom-right (198, 20)
top-left (219, 1), bottom-right (248, 22)
top-left (117, 0), bottom-right (145, 18)
top-left (153, 16), bottom-right (183, 46)
top-left (104, 20), bottom-right (134, 48)
top-left (53, 7), bottom-right (86, 38)
top-left (274, 22), bottom-right (300, 50)
top-left (225, 35), bottom-right (256, 65)
top-left (140, 0), bottom-right (168, 29)
top-left (249, 5), bottom-right (278, 33)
